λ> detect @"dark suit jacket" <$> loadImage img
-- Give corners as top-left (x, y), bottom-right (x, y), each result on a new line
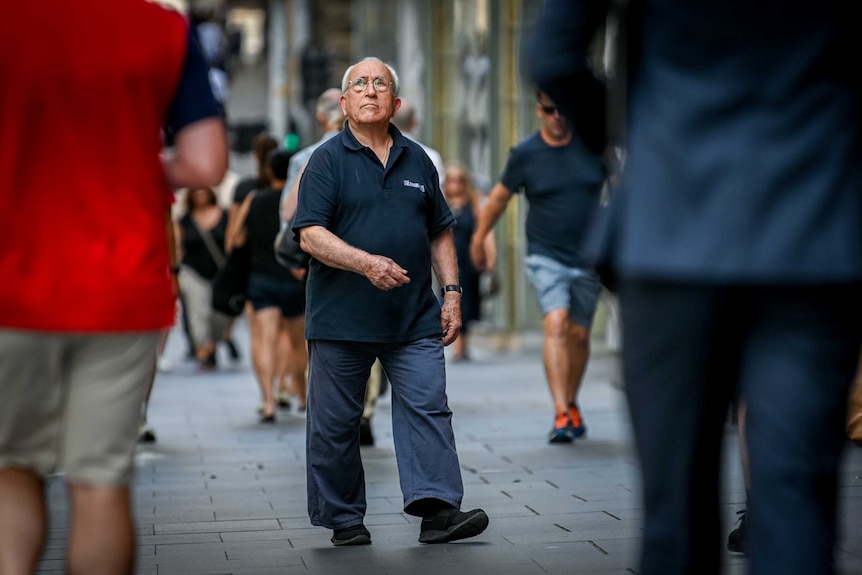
top-left (530, 0), bottom-right (862, 284)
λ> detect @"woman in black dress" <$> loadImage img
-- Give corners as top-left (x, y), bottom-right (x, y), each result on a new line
top-left (231, 150), bottom-right (306, 422)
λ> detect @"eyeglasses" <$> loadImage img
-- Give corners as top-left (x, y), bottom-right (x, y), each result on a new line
top-left (540, 104), bottom-right (560, 116)
top-left (346, 76), bottom-right (393, 93)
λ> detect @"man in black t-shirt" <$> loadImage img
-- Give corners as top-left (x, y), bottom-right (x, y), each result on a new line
top-left (471, 91), bottom-right (606, 445)
top-left (292, 57), bottom-right (488, 548)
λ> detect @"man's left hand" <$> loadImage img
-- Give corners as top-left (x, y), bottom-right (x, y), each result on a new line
top-left (440, 294), bottom-right (462, 346)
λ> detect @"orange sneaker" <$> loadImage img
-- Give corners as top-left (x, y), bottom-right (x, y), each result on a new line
top-left (549, 411), bottom-right (574, 444)
top-left (567, 403), bottom-right (587, 438)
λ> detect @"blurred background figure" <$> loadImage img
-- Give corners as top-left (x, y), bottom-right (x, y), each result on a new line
top-left (392, 99), bottom-right (445, 183)
top-left (139, 208), bottom-right (183, 445)
top-left (231, 149), bottom-right (307, 423)
top-left (176, 187), bottom-right (232, 370)
top-left (0, 1), bottom-right (227, 573)
top-left (280, 88), bottom-right (344, 228)
top-left (470, 91), bottom-right (605, 444)
top-left (230, 132), bottom-right (278, 239)
top-left (442, 164), bottom-right (495, 361)
top-left (192, 6), bottom-right (230, 113)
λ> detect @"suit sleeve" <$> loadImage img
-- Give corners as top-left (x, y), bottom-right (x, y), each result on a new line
top-left (529, 0), bottom-right (610, 154)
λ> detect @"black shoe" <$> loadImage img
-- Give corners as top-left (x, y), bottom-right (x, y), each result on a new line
top-left (276, 390), bottom-right (292, 409)
top-left (331, 524), bottom-right (371, 546)
top-left (727, 509), bottom-right (748, 554)
top-left (137, 424), bottom-right (156, 443)
top-left (199, 352), bottom-right (217, 370)
top-left (419, 507), bottom-right (489, 544)
top-left (224, 339), bottom-right (240, 361)
top-left (359, 417), bottom-right (374, 446)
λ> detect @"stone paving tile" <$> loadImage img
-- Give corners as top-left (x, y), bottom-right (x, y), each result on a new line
top-left (220, 528), bottom-right (315, 543)
top-left (155, 519), bottom-right (282, 535)
top-left (138, 533), bottom-right (224, 546)
top-left (34, 321), bottom-right (862, 574)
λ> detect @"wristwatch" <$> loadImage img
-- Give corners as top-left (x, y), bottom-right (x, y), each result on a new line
top-left (441, 284), bottom-right (463, 296)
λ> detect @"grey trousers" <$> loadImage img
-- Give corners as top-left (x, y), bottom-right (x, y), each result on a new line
top-left (306, 336), bottom-right (464, 529)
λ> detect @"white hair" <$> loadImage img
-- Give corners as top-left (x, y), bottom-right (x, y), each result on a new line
top-left (341, 57), bottom-right (400, 96)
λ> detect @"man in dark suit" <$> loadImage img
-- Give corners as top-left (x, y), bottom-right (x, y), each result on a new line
top-left (530, 2), bottom-right (862, 574)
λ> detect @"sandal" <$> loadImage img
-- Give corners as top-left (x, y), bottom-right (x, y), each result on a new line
top-left (276, 390), bottom-right (292, 409)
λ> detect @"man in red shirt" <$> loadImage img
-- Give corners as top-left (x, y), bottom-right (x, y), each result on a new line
top-left (0, 2), bottom-right (227, 573)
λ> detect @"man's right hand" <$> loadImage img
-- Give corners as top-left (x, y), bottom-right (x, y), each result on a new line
top-left (470, 233), bottom-right (488, 271)
top-left (363, 255), bottom-right (411, 290)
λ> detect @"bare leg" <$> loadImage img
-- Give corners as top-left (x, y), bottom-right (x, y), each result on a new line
top-left (452, 333), bottom-right (469, 360)
top-left (67, 483), bottom-right (135, 575)
top-left (282, 316), bottom-right (307, 409)
top-left (275, 325), bottom-right (292, 402)
top-left (249, 307), bottom-right (280, 418)
top-left (141, 328), bottom-right (169, 421)
top-left (0, 468), bottom-right (45, 575)
top-left (195, 340), bottom-right (216, 368)
top-left (543, 308), bottom-right (573, 413)
top-left (565, 323), bottom-right (591, 404)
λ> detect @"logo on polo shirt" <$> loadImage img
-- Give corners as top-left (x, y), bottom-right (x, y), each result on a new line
top-left (403, 179), bottom-right (426, 193)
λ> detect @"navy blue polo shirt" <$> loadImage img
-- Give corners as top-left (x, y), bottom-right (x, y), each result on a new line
top-left (501, 132), bottom-right (605, 269)
top-left (292, 123), bottom-right (455, 342)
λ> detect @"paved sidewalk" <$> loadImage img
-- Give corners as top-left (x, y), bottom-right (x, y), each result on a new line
top-left (37, 319), bottom-right (862, 574)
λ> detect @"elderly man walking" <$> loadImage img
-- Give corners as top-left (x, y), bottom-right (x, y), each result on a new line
top-left (292, 57), bottom-right (488, 547)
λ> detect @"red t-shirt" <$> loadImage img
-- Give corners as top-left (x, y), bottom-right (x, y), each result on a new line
top-left (0, 1), bottom-right (211, 332)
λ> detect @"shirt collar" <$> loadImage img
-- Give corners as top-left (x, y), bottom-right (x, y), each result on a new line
top-left (341, 122), bottom-right (409, 151)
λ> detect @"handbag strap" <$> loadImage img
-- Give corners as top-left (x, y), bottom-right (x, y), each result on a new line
top-left (189, 215), bottom-right (226, 269)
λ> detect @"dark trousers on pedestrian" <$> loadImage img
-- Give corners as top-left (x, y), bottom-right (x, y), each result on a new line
top-left (306, 336), bottom-right (464, 529)
top-left (621, 281), bottom-right (862, 575)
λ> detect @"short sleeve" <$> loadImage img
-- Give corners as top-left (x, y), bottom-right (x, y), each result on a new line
top-left (426, 163), bottom-right (455, 238)
top-left (291, 151), bottom-right (338, 240)
top-left (232, 178), bottom-right (257, 205)
top-left (500, 146), bottom-right (525, 194)
top-left (165, 30), bottom-right (222, 137)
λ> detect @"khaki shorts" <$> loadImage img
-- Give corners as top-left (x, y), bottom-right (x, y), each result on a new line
top-left (0, 329), bottom-right (159, 485)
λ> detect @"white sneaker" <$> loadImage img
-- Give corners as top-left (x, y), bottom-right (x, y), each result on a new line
top-left (157, 357), bottom-right (173, 372)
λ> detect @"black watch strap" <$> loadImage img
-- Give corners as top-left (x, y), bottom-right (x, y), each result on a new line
top-left (441, 284), bottom-right (463, 296)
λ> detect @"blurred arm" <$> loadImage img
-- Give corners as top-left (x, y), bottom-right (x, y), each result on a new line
top-left (162, 118), bottom-right (228, 189)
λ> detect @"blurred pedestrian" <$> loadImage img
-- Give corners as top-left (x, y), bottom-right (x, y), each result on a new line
top-left (220, 132), bottom-right (278, 365)
top-left (531, 1), bottom-right (862, 574)
top-left (471, 91), bottom-right (605, 444)
top-left (232, 150), bottom-right (306, 423)
top-left (193, 6), bottom-right (229, 110)
top-left (229, 132), bottom-right (278, 241)
top-left (392, 98), bottom-right (445, 182)
top-left (443, 164), bottom-right (495, 361)
top-left (0, 1), bottom-right (227, 573)
top-left (176, 187), bottom-right (231, 370)
top-left (293, 56), bottom-right (488, 546)
top-left (280, 88), bottom-right (344, 228)
top-left (139, 208), bottom-right (183, 445)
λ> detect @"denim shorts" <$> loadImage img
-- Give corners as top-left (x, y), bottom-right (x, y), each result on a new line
top-left (525, 254), bottom-right (602, 328)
